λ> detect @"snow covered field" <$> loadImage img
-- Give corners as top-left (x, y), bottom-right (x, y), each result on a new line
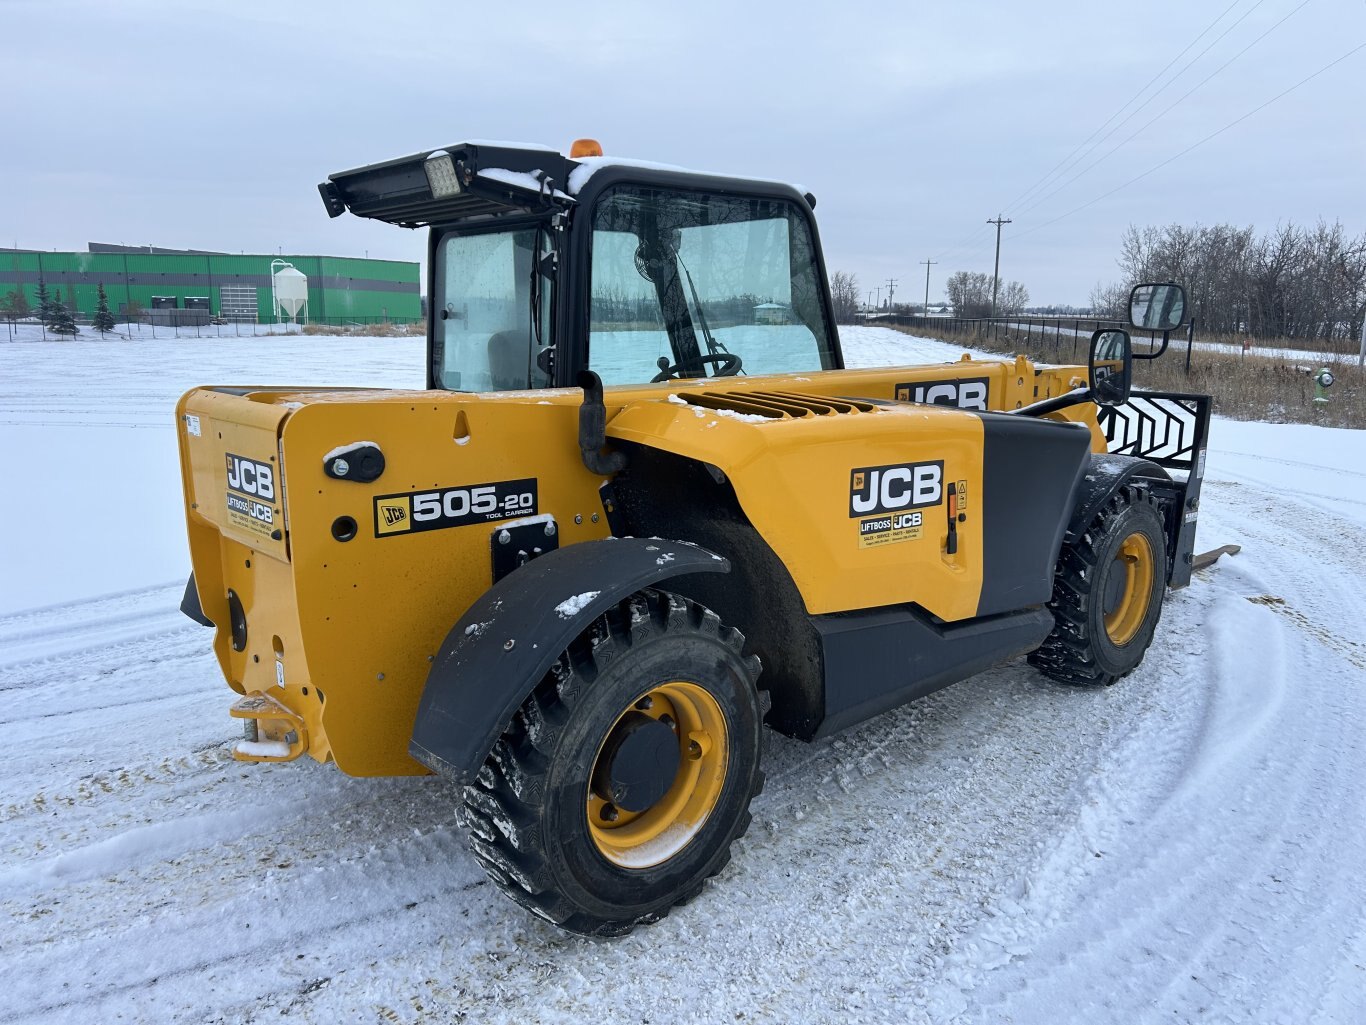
top-left (1, 326), bottom-right (1364, 1023)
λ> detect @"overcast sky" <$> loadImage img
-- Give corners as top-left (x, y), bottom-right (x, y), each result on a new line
top-left (4, 0), bottom-right (1363, 305)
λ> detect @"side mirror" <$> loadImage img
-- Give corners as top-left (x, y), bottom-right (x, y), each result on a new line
top-left (1128, 282), bottom-right (1186, 331)
top-left (1089, 328), bottom-right (1132, 406)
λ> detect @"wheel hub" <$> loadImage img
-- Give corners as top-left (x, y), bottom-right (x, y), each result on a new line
top-left (586, 681), bottom-right (729, 869)
top-left (591, 711), bottom-right (681, 812)
top-left (1104, 531), bottom-right (1155, 646)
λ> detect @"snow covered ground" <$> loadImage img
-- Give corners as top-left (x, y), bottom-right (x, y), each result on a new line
top-left (1, 326), bottom-right (1364, 1024)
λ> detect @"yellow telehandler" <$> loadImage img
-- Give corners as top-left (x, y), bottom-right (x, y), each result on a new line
top-left (177, 139), bottom-right (1209, 934)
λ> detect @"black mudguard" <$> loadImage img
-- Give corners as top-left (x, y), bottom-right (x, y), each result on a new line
top-left (180, 574), bottom-right (214, 627)
top-left (409, 537), bottom-right (730, 781)
top-left (1063, 453), bottom-right (1176, 570)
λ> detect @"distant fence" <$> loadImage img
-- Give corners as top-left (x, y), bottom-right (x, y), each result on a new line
top-left (868, 317), bottom-right (1213, 366)
top-left (871, 314), bottom-right (1178, 359)
top-left (4, 313), bottom-right (424, 341)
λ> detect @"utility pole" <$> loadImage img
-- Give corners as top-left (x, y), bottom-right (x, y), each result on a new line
top-left (920, 260), bottom-right (937, 317)
top-left (987, 215), bottom-right (1012, 319)
top-left (885, 277), bottom-right (897, 311)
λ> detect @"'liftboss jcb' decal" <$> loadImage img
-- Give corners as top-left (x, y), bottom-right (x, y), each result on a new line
top-left (224, 453), bottom-right (278, 541)
top-left (850, 462), bottom-right (944, 550)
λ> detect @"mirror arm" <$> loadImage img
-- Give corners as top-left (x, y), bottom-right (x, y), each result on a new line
top-left (1009, 387), bottom-right (1092, 418)
top-left (1132, 327), bottom-right (1172, 361)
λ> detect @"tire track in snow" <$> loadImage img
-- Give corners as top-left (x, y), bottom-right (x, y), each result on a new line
top-left (0, 582), bottom-right (192, 673)
top-left (0, 831), bottom-right (491, 1025)
top-left (942, 464), bottom-right (1366, 1023)
top-left (0, 747), bottom-right (234, 825)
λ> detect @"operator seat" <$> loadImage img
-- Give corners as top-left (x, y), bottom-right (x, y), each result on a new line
top-left (487, 330), bottom-right (531, 391)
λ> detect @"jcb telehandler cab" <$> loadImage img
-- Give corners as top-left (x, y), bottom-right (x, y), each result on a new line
top-left (177, 139), bottom-right (1210, 935)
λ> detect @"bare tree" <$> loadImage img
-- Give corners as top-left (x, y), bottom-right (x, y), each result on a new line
top-left (945, 271), bottom-right (1029, 318)
top-left (996, 280), bottom-right (1029, 316)
top-left (945, 271), bottom-right (992, 317)
top-left (1089, 280), bottom-right (1128, 319)
top-left (829, 271), bottom-right (860, 324)
top-left (1100, 219), bottom-right (1366, 341)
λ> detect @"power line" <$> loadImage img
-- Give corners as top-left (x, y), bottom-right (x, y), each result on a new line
top-left (1013, 0), bottom-right (1310, 221)
top-left (937, 1), bottom-right (1256, 269)
top-left (932, 221), bottom-right (992, 264)
top-left (1011, 38), bottom-right (1366, 243)
top-left (1002, 0), bottom-right (1251, 216)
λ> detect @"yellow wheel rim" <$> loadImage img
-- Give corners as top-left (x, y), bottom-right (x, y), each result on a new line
top-left (1105, 532), bottom-right (1155, 646)
top-left (587, 681), bottom-right (728, 869)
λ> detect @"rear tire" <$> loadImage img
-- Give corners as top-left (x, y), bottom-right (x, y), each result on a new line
top-left (459, 588), bottom-right (765, 936)
top-left (1029, 485), bottom-right (1167, 687)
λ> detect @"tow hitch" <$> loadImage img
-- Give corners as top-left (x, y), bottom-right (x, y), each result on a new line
top-left (230, 693), bottom-right (308, 762)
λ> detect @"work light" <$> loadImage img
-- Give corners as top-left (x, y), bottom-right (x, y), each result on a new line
top-left (424, 151), bottom-right (461, 198)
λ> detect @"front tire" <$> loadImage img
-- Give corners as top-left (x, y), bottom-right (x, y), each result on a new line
top-left (1029, 485), bottom-right (1167, 686)
top-left (460, 589), bottom-right (765, 936)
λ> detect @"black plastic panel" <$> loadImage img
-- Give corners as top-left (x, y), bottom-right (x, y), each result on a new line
top-left (976, 413), bottom-right (1092, 617)
top-left (813, 604), bottom-right (1054, 739)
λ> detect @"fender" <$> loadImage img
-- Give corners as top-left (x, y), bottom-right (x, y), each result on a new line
top-left (180, 573), bottom-right (214, 628)
top-left (1064, 453), bottom-right (1175, 555)
top-left (409, 537), bottom-right (730, 781)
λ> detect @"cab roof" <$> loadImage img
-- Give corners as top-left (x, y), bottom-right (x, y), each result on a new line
top-left (319, 141), bottom-right (813, 229)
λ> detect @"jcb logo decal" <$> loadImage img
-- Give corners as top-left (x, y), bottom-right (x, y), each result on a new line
top-left (895, 377), bottom-right (989, 410)
top-left (849, 461), bottom-right (944, 517)
top-left (375, 496), bottom-right (412, 536)
top-left (225, 453), bottom-right (275, 501)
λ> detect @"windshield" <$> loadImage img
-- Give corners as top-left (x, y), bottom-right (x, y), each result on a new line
top-left (433, 225), bottom-right (551, 391)
top-left (589, 185), bottom-right (836, 385)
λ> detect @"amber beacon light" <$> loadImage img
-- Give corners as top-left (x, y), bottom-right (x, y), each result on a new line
top-left (569, 138), bottom-right (603, 158)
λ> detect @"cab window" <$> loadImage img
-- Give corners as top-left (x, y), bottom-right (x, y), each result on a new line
top-left (588, 186), bottom-right (835, 385)
top-left (433, 226), bottom-right (551, 392)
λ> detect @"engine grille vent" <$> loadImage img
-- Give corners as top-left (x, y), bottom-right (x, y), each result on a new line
top-left (678, 390), bottom-right (879, 420)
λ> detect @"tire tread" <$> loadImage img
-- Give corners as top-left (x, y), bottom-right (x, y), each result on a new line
top-left (1028, 485), bottom-right (1166, 687)
top-left (459, 588), bottom-right (765, 937)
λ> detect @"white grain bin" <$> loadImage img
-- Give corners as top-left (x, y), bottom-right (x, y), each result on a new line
top-left (271, 260), bottom-right (309, 324)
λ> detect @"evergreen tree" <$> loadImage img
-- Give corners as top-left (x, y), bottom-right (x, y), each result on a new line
top-left (35, 280), bottom-right (52, 325)
top-left (92, 283), bottom-right (116, 334)
top-left (49, 288), bottom-right (79, 335)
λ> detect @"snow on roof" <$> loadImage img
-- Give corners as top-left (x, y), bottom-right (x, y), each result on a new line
top-left (566, 155), bottom-right (805, 197)
top-left (463, 139), bottom-right (560, 151)
top-left (754, 302), bottom-right (788, 309)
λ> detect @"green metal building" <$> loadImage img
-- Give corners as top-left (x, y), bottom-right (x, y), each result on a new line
top-left (0, 244), bottom-right (421, 324)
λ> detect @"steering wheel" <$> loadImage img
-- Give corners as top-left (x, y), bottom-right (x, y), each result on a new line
top-left (651, 352), bottom-right (744, 383)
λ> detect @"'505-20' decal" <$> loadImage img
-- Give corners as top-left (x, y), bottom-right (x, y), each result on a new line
top-left (373, 478), bottom-right (537, 537)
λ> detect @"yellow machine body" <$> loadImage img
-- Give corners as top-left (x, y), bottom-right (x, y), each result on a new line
top-left (177, 355), bottom-right (1101, 777)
